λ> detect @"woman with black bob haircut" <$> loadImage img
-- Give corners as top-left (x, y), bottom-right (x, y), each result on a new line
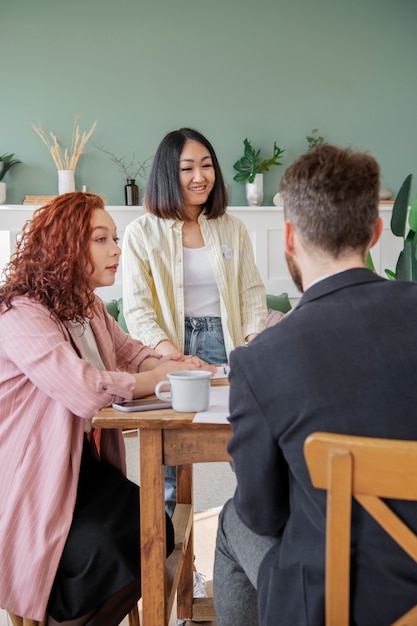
top-left (144, 127), bottom-right (228, 220)
top-left (122, 127), bottom-right (267, 522)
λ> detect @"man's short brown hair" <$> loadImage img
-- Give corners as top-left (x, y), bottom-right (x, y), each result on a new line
top-left (279, 144), bottom-right (380, 256)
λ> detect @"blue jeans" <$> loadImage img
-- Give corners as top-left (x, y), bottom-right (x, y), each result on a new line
top-left (164, 316), bottom-right (228, 517)
top-left (184, 316), bottom-right (227, 365)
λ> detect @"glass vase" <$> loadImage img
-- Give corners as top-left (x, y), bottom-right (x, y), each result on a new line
top-left (245, 173), bottom-right (263, 206)
top-left (125, 179), bottom-right (139, 206)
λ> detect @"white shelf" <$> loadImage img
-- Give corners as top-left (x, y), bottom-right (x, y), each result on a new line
top-left (0, 204), bottom-right (399, 302)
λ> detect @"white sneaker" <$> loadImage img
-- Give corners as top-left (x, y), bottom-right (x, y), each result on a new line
top-left (193, 571), bottom-right (207, 598)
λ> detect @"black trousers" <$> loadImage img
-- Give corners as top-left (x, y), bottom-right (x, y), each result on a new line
top-left (48, 435), bottom-right (175, 620)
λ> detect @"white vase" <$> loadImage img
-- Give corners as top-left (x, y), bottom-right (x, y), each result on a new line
top-left (273, 191), bottom-right (284, 207)
top-left (58, 169), bottom-right (76, 195)
top-left (245, 173), bottom-right (263, 206)
top-left (0, 182), bottom-right (6, 204)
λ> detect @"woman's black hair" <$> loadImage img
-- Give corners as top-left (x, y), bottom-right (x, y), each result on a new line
top-left (144, 128), bottom-right (227, 219)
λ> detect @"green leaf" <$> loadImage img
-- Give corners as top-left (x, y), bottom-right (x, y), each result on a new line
top-left (395, 240), bottom-right (417, 281)
top-left (408, 191), bottom-right (417, 232)
top-left (258, 142), bottom-right (285, 173)
top-left (391, 174), bottom-right (412, 238)
top-left (385, 178), bottom-right (417, 282)
top-left (233, 138), bottom-right (284, 183)
top-left (233, 171), bottom-right (255, 184)
top-left (306, 128), bottom-right (325, 151)
top-left (405, 228), bottom-right (415, 244)
top-left (233, 139), bottom-right (260, 183)
top-left (366, 251), bottom-right (376, 272)
top-left (243, 138), bottom-right (259, 162)
top-left (384, 269), bottom-right (396, 280)
top-left (0, 152), bottom-right (22, 181)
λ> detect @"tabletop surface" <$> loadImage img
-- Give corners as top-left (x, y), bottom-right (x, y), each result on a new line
top-left (92, 376), bottom-right (230, 430)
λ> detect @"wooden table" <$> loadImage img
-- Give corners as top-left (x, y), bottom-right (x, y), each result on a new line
top-left (92, 379), bottom-right (232, 626)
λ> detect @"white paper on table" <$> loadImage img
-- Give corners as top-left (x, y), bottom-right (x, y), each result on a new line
top-left (193, 386), bottom-right (230, 424)
top-left (211, 364), bottom-right (230, 379)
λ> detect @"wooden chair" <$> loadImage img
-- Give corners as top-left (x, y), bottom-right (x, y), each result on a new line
top-left (304, 432), bottom-right (417, 626)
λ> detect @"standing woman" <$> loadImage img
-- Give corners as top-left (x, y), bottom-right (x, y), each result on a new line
top-left (122, 127), bottom-right (267, 365)
top-left (122, 128), bottom-right (267, 518)
top-left (0, 192), bottom-right (214, 626)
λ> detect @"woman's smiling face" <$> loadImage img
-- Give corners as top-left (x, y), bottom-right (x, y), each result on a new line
top-left (179, 139), bottom-right (216, 212)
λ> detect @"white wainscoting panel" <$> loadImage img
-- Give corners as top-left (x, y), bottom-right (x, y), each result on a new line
top-left (0, 203), bottom-right (400, 304)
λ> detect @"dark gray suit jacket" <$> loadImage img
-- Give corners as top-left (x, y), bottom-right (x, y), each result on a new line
top-left (228, 268), bottom-right (417, 626)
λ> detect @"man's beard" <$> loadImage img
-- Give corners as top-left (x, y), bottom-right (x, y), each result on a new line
top-left (285, 253), bottom-right (304, 293)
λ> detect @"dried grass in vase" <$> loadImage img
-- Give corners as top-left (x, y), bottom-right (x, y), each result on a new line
top-left (32, 118), bottom-right (97, 171)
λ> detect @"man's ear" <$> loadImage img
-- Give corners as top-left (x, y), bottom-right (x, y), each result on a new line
top-left (284, 221), bottom-right (296, 255)
top-left (370, 216), bottom-right (383, 248)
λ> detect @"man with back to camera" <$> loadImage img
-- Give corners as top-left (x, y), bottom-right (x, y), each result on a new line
top-left (213, 144), bottom-right (417, 625)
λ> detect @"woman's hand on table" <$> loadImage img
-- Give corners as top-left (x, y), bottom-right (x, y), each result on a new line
top-left (161, 353), bottom-right (217, 371)
top-left (133, 354), bottom-right (216, 398)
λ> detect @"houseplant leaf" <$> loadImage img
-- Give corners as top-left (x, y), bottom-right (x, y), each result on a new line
top-left (0, 153), bottom-right (22, 182)
top-left (233, 139), bottom-right (260, 184)
top-left (366, 250), bottom-right (376, 272)
top-left (385, 269), bottom-right (396, 281)
top-left (395, 239), bottom-right (417, 281)
top-left (407, 191), bottom-right (417, 233)
top-left (233, 138), bottom-right (284, 184)
top-left (391, 173), bottom-right (412, 238)
top-left (258, 142), bottom-right (285, 173)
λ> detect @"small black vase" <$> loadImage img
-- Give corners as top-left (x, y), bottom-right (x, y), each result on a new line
top-left (125, 179), bottom-right (139, 206)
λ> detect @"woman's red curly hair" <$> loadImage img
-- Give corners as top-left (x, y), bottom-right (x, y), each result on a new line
top-left (0, 192), bottom-right (105, 323)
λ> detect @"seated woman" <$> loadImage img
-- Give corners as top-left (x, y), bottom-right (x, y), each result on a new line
top-left (0, 192), bottom-right (215, 626)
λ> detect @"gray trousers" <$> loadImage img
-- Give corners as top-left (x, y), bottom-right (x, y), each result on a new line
top-left (213, 498), bottom-right (277, 626)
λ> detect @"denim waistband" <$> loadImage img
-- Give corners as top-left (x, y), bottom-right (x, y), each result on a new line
top-left (185, 316), bottom-right (222, 330)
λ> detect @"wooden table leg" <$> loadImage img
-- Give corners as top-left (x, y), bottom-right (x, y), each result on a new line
top-left (139, 428), bottom-right (167, 626)
top-left (176, 464), bottom-right (194, 620)
top-left (175, 462), bottom-right (217, 623)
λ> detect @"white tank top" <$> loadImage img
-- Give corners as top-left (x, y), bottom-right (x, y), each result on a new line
top-left (183, 246), bottom-right (221, 317)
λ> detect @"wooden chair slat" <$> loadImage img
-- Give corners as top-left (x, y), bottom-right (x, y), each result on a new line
top-left (304, 432), bottom-right (417, 626)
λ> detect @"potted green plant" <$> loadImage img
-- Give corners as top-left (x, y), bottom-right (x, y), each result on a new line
top-left (0, 153), bottom-right (22, 204)
top-left (233, 138), bottom-right (285, 206)
top-left (306, 128), bottom-right (325, 151)
top-left (384, 174), bottom-right (417, 280)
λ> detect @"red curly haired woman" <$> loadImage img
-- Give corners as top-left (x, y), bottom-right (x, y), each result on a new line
top-left (0, 192), bottom-right (215, 626)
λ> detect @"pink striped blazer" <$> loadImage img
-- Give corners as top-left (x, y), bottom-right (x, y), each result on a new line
top-left (0, 295), bottom-right (157, 620)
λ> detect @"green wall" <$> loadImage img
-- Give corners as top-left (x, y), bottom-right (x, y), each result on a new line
top-left (2, 0), bottom-right (417, 206)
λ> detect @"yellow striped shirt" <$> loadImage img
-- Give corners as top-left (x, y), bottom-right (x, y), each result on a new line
top-left (122, 211), bottom-right (267, 358)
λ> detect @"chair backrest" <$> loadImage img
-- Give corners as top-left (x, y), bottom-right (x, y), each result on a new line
top-left (304, 432), bottom-right (417, 626)
top-left (105, 298), bottom-right (129, 333)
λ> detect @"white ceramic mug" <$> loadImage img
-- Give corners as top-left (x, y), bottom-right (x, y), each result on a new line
top-left (155, 370), bottom-right (212, 412)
